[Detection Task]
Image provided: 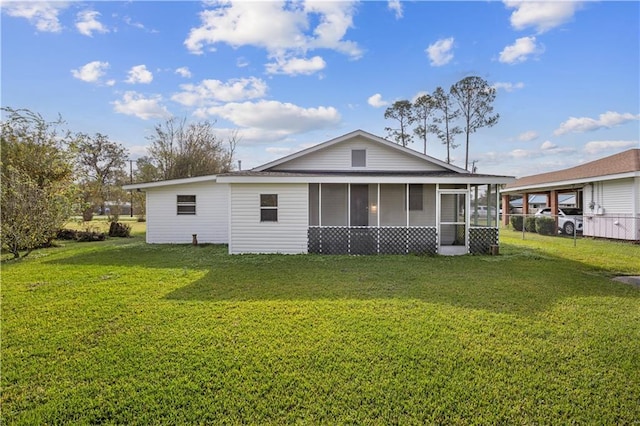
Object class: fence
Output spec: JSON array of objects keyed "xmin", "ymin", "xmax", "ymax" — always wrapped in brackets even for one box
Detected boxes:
[{"xmin": 504, "ymin": 213, "xmax": 640, "ymax": 243}]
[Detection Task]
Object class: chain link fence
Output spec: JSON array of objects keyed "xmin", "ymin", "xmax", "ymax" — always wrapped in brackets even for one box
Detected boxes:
[{"xmin": 503, "ymin": 213, "xmax": 640, "ymax": 243}]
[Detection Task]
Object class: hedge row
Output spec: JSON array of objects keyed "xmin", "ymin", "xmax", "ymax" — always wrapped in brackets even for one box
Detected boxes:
[{"xmin": 510, "ymin": 215, "xmax": 556, "ymax": 235}]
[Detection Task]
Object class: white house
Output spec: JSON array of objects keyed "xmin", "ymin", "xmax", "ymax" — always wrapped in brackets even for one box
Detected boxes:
[
  {"xmin": 501, "ymin": 148, "xmax": 640, "ymax": 241},
  {"xmin": 125, "ymin": 130, "xmax": 514, "ymax": 255}
]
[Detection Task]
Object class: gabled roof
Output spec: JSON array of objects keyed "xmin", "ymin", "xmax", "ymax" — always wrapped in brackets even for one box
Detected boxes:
[
  {"xmin": 503, "ymin": 149, "xmax": 640, "ymax": 193},
  {"xmin": 252, "ymin": 129, "xmax": 470, "ymax": 174}
]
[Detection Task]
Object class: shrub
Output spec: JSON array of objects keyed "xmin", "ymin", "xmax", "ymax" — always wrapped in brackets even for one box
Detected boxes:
[
  {"xmin": 57, "ymin": 229, "xmax": 78, "ymax": 240},
  {"xmin": 525, "ymin": 216, "xmax": 537, "ymax": 233},
  {"xmin": 76, "ymin": 230, "xmax": 106, "ymax": 242},
  {"xmin": 510, "ymin": 215, "xmax": 523, "ymax": 231},
  {"xmin": 57, "ymin": 227, "xmax": 106, "ymax": 242},
  {"xmin": 536, "ymin": 216, "xmax": 557, "ymax": 235},
  {"xmin": 109, "ymin": 222, "xmax": 131, "ymax": 238}
]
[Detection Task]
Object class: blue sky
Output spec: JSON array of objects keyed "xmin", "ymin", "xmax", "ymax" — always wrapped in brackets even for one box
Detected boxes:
[{"xmin": 2, "ymin": 0, "xmax": 639, "ymax": 177}]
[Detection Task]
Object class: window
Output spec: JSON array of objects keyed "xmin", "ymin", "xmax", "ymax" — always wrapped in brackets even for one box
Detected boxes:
[
  {"xmin": 177, "ymin": 195, "xmax": 196, "ymax": 215},
  {"xmin": 409, "ymin": 184, "xmax": 423, "ymax": 211},
  {"xmin": 352, "ymin": 149, "xmax": 366, "ymax": 167},
  {"xmin": 260, "ymin": 194, "xmax": 278, "ymax": 222}
]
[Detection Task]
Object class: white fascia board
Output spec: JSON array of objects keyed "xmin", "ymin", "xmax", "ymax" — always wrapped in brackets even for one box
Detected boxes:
[
  {"xmin": 252, "ymin": 129, "xmax": 469, "ymax": 174},
  {"xmin": 122, "ymin": 174, "xmax": 217, "ymax": 191},
  {"xmin": 501, "ymin": 171, "xmax": 639, "ymax": 194},
  {"xmin": 217, "ymin": 175, "xmax": 513, "ymax": 185}
]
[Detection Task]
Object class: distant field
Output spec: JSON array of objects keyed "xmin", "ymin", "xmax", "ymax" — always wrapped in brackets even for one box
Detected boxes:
[{"xmin": 2, "ymin": 225, "xmax": 639, "ymax": 424}]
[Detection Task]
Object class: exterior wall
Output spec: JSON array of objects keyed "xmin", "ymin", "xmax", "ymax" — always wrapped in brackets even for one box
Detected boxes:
[
  {"xmin": 230, "ymin": 183, "xmax": 308, "ymax": 254},
  {"xmin": 583, "ymin": 178, "xmax": 639, "ymax": 241},
  {"xmin": 145, "ymin": 181, "xmax": 229, "ymax": 244},
  {"xmin": 271, "ymin": 136, "xmax": 448, "ymax": 172}
]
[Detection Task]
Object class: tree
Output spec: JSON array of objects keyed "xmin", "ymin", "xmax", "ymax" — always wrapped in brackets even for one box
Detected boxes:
[
  {"xmin": 450, "ymin": 76, "xmax": 499, "ymax": 170},
  {"xmin": 431, "ymin": 87, "xmax": 462, "ymax": 164},
  {"xmin": 74, "ymin": 133, "xmax": 128, "ymax": 220},
  {"xmin": 145, "ymin": 117, "xmax": 238, "ymax": 180},
  {"xmin": 412, "ymin": 93, "xmax": 436, "ymax": 155},
  {"xmin": 1, "ymin": 107, "xmax": 76, "ymax": 258},
  {"xmin": 384, "ymin": 100, "xmax": 414, "ymax": 147}
]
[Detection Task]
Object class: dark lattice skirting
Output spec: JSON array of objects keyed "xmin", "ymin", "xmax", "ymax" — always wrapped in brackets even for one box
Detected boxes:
[
  {"xmin": 469, "ymin": 227, "xmax": 499, "ymax": 255},
  {"xmin": 308, "ymin": 226, "xmax": 437, "ymax": 255}
]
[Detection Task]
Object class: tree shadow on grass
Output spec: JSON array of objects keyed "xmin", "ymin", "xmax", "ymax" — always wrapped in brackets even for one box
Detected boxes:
[{"xmin": 47, "ymin": 242, "xmax": 640, "ymax": 316}]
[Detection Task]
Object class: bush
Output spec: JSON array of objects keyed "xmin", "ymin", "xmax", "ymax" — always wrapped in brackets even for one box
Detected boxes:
[
  {"xmin": 536, "ymin": 216, "xmax": 557, "ymax": 235},
  {"xmin": 109, "ymin": 222, "xmax": 131, "ymax": 238},
  {"xmin": 57, "ymin": 228, "xmax": 105, "ymax": 242},
  {"xmin": 76, "ymin": 230, "xmax": 106, "ymax": 242},
  {"xmin": 510, "ymin": 215, "xmax": 523, "ymax": 231},
  {"xmin": 525, "ymin": 216, "xmax": 537, "ymax": 233}
]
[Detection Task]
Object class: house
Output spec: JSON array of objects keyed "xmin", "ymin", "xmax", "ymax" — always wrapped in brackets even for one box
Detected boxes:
[
  {"xmin": 509, "ymin": 193, "xmax": 577, "ymax": 213},
  {"xmin": 501, "ymin": 149, "xmax": 640, "ymax": 241},
  {"xmin": 124, "ymin": 130, "xmax": 514, "ymax": 255}
]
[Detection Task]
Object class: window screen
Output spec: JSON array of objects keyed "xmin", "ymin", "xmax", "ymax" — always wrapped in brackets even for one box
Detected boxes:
[
  {"xmin": 177, "ymin": 195, "xmax": 196, "ymax": 215},
  {"xmin": 260, "ymin": 194, "xmax": 278, "ymax": 222},
  {"xmin": 352, "ymin": 149, "xmax": 366, "ymax": 167},
  {"xmin": 409, "ymin": 184, "xmax": 423, "ymax": 211}
]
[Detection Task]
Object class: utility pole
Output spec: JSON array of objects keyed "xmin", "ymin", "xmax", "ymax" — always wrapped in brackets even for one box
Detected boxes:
[{"xmin": 129, "ymin": 159, "xmax": 134, "ymax": 217}]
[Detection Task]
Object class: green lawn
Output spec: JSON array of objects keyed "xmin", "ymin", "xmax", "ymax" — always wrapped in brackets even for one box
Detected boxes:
[{"xmin": 2, "ymin": 227, "xmax": 639, "ymax": 424}]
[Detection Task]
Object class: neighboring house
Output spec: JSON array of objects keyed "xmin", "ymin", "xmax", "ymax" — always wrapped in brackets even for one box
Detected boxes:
[
  {"xmin": 124, "ymin": 130, "xmax": 514, "ymax": 255},
  {"xmin": 501, "ymin": 149, "xmax": 640, "ymax": 241},
  {"xmin": 509, "ymin": 193, "xmax": 577, "ymax": 213}
]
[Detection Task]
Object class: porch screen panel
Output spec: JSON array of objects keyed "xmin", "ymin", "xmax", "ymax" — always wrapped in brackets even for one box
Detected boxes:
[
  {"xmin": 321, "ymin": 183, "xmax": 348, "ymax": 226},
  {"xmin": 409, "ymin": 184, "xmax": 436, "ymax": 226},
  {"xmin": 309, "ymin": 183, "xmax": 319, "ymax": 226},
  {"xmin": 380, "ymin": 184, "xmax": 406, "ymax": 226}
]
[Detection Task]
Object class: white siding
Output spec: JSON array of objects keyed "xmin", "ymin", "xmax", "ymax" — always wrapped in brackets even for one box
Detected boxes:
[
  {"xmin": 583, "ymin": 178, "xmax": 640, "ymax": 241},
  {"xmin": 146, "ymin": 181, "xmax": 229, "ymax": 244},
  {"xmin": 230, "ymin": 183, "xmax": 308, "ymax": 254},
  {"xmin": 271, "ymin": 136, "xmax": 448, "ymax": 172},
  {"xmin": 601, "ymin": 178, "xmax": 635, "ymax": 214}
]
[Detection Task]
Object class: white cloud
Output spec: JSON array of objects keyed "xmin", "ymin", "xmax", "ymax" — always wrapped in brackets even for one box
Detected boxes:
[
  {"xmin": 584, "ymin": 140, "xmax": 639, "ymax": 155},
  {"xmin": 2, "ymin": 2, "xmax": 69, "ymax": 33},
  {"xmin": 184, "ymin": 1, "xmax": 361, "ymax": 59},
  {"xmin": 499, "ymin": 36, "xmax": 544, "ymax": 64},
  {"xmin": 388, "ymin": 0, "xmax": 403, "ymax": 19},
  {"xmin": 71, "ymin": 61, "xmax": 110, "ymax": 84},
  {"xmin": 266, "ymin": 146, "xmax": 296, "ymax": 155},
  {"xmin": 368, "ymin": 93, "xmax": 388, "ymax": 108},
  {"xmin": 540, "ymin": 140, "xmax": 557, "ymax": 150},
  {"xmin": 265, "ymin": 56, "xmax": 326, "ymax": 76},
  {"xmin": 112, "ymin": 91, "xmax": 171, "ymax": 120},
  {"xmin": 504, "ymin": 1, "xmax": 584, "ymax": 33},
  {"xmin": 197, "ymin": 100, "xmax": 341, "ymax": 135},
  {"xmin": 125, "ymin": 65, "xmax": 153, "ymax": 84},
  {"xmin": 237, "ymin": 57, "xmax": 250, "ymax": 68},
  {"xmin": 172, "ymin": 77, "xmax": 268, "ymax": 106},
  {"xmin": 517, "ymin": 130, "xmax": 539, "ymax": 142},
  {"xmin": 175, "ymin": 67, "xmax": 192, "ymax": 78},
  {"xmin": 554, "ymin": 111, "xmax": 640, "ymax": 135},
  {"xmin": 426, "ymin": 37, "xmax": 454, "ymax": 67},
  {"xmin": 76, "ymin": 10, "xmax": 109, "ymax": 37},
  {"xmin": 493, "ymin": 81, "xmax": 525, "ymax": 92}
]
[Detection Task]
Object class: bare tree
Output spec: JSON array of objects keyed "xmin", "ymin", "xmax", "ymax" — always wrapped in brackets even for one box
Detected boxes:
[
  {"xmin": 412, "ymin": 93, "xmax": 436, "ymax": 155},
  {"xmin": 384, "ymin": 100, "xmax": 414, "ymax": 147},
  {"xmin": 431, "ymin": 87, "xmax": 462, "ymax": 164},
  {"xmin": 146, "ymin": 117, "xmax": 238, "ymax": 180},
  {"xmin": 450, "ymin": 76, "xmax": 499, "ymax": 170},
  {"xmin": 75, "ymin": 133, "xmax": 128, "ymax": 219}
]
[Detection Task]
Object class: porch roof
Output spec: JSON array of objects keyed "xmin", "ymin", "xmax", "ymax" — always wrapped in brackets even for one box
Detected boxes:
[{"xmin": 216, "ymin": 170, "xmax": 514, "ymax": 185}]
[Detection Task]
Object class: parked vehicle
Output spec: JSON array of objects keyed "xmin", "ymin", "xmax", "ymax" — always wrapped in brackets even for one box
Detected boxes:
[
  {"xmin": 535, "ymin": 207, "xmax": 583, "ymax": 234},
  {"xmin": 471, "ymin": 205, "xmax": 497, "ymax": 218}
]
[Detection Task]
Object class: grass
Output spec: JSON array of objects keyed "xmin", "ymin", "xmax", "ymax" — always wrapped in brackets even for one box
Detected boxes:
[{"xmin": 2, "ymin": 226, "xmax": 639, "ymax": 424}]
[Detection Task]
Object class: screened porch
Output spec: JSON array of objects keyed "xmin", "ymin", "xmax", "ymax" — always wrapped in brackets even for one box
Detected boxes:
[{"xmin": 307, "ymin": 183, "xmax": 500, "ymax": 255}]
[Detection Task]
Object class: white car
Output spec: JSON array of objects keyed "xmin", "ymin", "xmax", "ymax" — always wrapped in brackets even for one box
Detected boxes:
[{"xmin": 535, "ymin": 207, "xmax": 583, "ymax": 235}]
